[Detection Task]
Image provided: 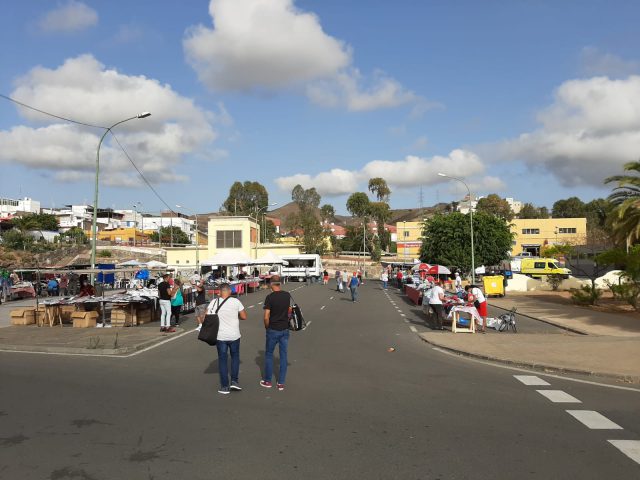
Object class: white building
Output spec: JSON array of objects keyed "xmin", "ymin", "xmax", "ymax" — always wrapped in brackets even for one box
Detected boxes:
[
  {"xmin": 144, "ymin": 212, "xmax": 195, "ymax": 243},
  {"xmin": 457, "ymin": 195, "xmax": 523, "ymax": 215},
  {"xmin": 0, "ymin": 197, "xmax": 41, "ymax": 218},
  {"xmin": 505, "ymin": 197, "xmax": 523, "ymax": 215},
  {"xmin": 43, "ymin": 205, "xmax": 123, "ymax": 232}
]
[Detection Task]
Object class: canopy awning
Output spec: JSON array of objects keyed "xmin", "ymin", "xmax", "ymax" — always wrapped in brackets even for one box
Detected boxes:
[
  {"xmin": 201, "ymin": 252, "xmax": 253, "ymax": 266},
  {"xmin": 251, "ymin": 252, "xmax": 289, "ymax": 265}
]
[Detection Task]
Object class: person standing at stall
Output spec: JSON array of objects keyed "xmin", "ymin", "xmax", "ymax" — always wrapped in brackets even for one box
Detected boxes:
[
  {"xmin": 170, "ymin": 279, "xmax": 184, "ymax": 327},
  {"xmin": 465, "ymin": 284, "xmax": 487, "ymax": 333},
  {"xmin": 158, "ymin": 274, "xmax": 174, "ymax": 333},
  {"xmin": 428, "ymin": 279, "xmax": 446, "ymax": 330},
  {"xmin": 194, "ymin": 280, "xmax": 207, "ymax": 332},
  {"xmin": 396, "ymin": 269, "xmax": 403, "ymax": 289},
  {"xmin": 380, "ymin": 270, "xmax": 388, "ymax": 289}
]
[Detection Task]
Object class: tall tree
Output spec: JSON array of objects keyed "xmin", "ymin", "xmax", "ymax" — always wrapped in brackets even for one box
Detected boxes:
[
  {"xmin": 518, "ymin": 203, "xmax": 548, "ymax": 219},
  {"xmin": 369, "ymin": 201, "xmax": 391, "ymax": 250},
  {"xmin": 420, "ymin": 212, "xmax": 513, "ymax": 272},
  {"xmin": 368, "ymin": 177, "xmax": 391, "ymax": 201},
  {"xmin": 289, "ymin": 184, "xmax": 325, "ymax": 254},
  {"xmin": 605, "ymin": 161, "xmax": 640, "ymax": 246},
  {"xmin": 346, "ymin": 192, "xmax": 371, "ymax": 219},
  {"xmin": 551, "ymin": 197, "xmax": 586, "ymax": 218},
  {"xmin": 319, "ymin": 204, "xmax": 335, "ymax": 223},
  {"xmin": 476, "ymin": 194, "xmax": 514, "ymax": 220},
  {"xmin": 221, "ymin": 181, "xmax": 269, "ymax": 216},
  {"xmin": 11, "ymin": 213, "xmax": 59, "ymax": 232}
]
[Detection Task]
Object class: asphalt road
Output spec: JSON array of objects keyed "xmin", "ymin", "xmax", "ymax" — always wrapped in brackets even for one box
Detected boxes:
[{"xmin": 1, "ymin": 281, "xmax": 639, "ymax": 479}]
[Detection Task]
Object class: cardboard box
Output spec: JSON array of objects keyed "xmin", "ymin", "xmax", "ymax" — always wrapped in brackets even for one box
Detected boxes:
[
  {"xmin": 60, "ymin": 305, "xmax": 76, "ymax": 324},
  {"xmin": 71, "ymin": 311, "xmax": 98, "ymax": 328},
  {"xmin": 10, "ymin": 308, "xmax": 36, "ymax": 326}
]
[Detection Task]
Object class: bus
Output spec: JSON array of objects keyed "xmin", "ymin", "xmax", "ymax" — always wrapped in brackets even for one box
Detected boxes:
[{"xmin": 279, "ymin": 254, "xmax": 323, "ymax": 282}]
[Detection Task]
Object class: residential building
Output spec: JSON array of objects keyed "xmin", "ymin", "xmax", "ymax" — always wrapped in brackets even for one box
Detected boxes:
[
  {"xmin": 144, "ymin": 211, "xmax": 195, "ymax": 243},
  {"xmin": 396, "ymin": 221, "xmax": 423, "ymax": 260},
  {"xmin": 97, "ymin": 227, "xmax": 148, "ymax": 245},
  {"xmin": 510, "ymin": 218, "xmax": 587, "ymax": 257},
  {"xmin": 458, "ymin": 195, "xmax": 523, "ymax": 215},
  {"xmin": 0, "ymin": 197, "xmax": 41, "ymax": 218},
  {"xmin": 505, "ymin": 197, "xmax": 523, "ymax": 215}
]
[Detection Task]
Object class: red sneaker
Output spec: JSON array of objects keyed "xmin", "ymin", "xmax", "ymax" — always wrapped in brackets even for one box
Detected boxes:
[
  {"xmin": 166, "ymin": 327, "xmax": 176, "ymax": 333},
  {"xmin": 277, "ymin": 384, "xmax": 285, "ymax": 391},
  {"xmin": 259, "ymin": 380, "xmax": 272, "ymax": 388}
]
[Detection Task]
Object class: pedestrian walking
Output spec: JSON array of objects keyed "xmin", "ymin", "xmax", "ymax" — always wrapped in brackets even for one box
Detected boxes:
[
  {"xmin": 158, "ymin": 274, "xmax": 175, "ymax": 333},
  {"xmin": 305, "ymin": 267, "xmax": 310, "ymax": 285},
  {"xmin": 380, "ymin": 271, "xmax": 388, "ymax": 289},
  {"xmin": 341, "ymin": 270, "xmax": 348, "ymax": 293},
  {"xmin": 322, "ymin": 269, "xmax": 329, "ymax": 285},
  {"xmin": 349, "ymin": 272, "xmax": 360, "ymax": 302},
  {"xmin": 428, "ymin": 279, "xmax": 446, "ymax": 330},
  {"xmin": 170, "ymin": 279, "xmax": 184, "ymax": 326},
  {"xmin": 261, "ymin": 275, "xmax": 291, "ymax": 391},
  {"xmin": 396, "ymin": 270, "xmax": 403, "ymax": 289},
  {"xmin": 335, "ymin": 270, "xmax": 341, "ymax": 291},
  {"xmin": 194, "ymin": 280, "xmax": 207, "ymax": 332},
  {"xmin": 210, "ymin": 283, "xmax": 247, "ymax": 395}
]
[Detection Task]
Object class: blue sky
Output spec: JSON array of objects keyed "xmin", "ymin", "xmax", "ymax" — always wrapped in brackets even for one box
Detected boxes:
[{"xmin": 1, "ymin": 0, "xmax": 639, "ymax": 215}]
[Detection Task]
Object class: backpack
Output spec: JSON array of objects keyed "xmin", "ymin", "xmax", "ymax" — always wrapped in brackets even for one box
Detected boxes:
[
  {"xmin": 197, "ymin": 297, "xmax": 230, "ymax": 346},
  {"xmin": 288, "ymin": 299, "xmax": 306, "ymax": 331}
]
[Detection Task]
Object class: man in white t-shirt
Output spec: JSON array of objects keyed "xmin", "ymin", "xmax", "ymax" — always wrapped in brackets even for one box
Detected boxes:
[
  {"xmin": 454, "ymin": 272, "xmax": 462, "ymax": 288},
  {"xmin": 428, "ymin": 279, "xmax": 446, "ymax": 330},
  {"xmin": 208, "ymin": 283, "xmax": 247, "ymax": 394}
]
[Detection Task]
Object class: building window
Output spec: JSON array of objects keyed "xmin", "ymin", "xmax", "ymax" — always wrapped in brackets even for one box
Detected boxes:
[
  {"xmin": 522, "ymin": 228, "xmax": 540, "ymax": 235},
  {"xmin": 403, "ymin": 231, "xmax": 410, "ymax": 238},
  {"xmin": 216, "ymin": 230, "xmax": 243, "ymax": 248},
  {"xmin": 558, "ymin": 227, "xmax": 576, "ymax": 234},
  {"xmin": 176, "ymin": 260, "xmax": 180, "ymax": 264},
  {"xmin": 186, "ymin": 260, "xmax": 190, "ymax": 264}
]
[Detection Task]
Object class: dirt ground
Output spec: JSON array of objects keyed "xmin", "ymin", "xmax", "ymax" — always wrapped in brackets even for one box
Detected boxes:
[{"xmin": 506, "ymin": 289, "xmax": 640, "ymax": 316}]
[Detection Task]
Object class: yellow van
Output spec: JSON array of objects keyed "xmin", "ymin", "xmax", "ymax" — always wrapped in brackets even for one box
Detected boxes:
[{"xmin": 521, "ymin": 258, "xmax": 571, "ymax": 278}]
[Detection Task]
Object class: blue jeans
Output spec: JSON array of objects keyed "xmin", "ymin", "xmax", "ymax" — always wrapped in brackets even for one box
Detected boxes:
[
  {"xmin": 216, "ymin": 338, "xmax": 240, "ymax": 388},
  {"xmin": 264, "ymin": 328, "xmax": 289, "ymax": 384},
  {"xmin": 350, "ymin": 286, "xmax": 358, "ymax": 301},
  {"xmin": 382, "ymin": 280, "xmax": 388, "ymax": 289}
]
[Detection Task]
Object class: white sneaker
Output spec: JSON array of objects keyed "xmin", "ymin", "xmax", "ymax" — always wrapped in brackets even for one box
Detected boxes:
[{"xmin": 196, "ymin": 325, "xmax": 202, "ymax": 332}]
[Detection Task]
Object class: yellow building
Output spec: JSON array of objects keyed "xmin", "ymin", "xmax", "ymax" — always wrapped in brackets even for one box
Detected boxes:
[
  {"xmin": 510, "ymin": 218, "xmax": 587, "ymax": 257},
  {"xmin": 96, "ymin": 227, "xmax": 148, "ymax": 244},
  {"xmin": 166, "ymin": 216, "xmax": 303, "ymax": 269},
  {"xmin": 396, "ymin": 221, "xmax": 423, "ymax": 260}
]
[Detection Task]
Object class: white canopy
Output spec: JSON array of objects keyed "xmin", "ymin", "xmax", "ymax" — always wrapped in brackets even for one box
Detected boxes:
[
  {"xmin": 143, "ymin": 260, "xmax": 168, "ymax": 269},
  {"xmin": 252, "ymin": 252, "xmax": 289, "ymax": 265},
  {"xmin": 201, "ymin": 252, "xmax": 252, "ymax": 267},
  {"xmin": 118, "ymin": 259, "xmax": 143, "ymax": 267}
]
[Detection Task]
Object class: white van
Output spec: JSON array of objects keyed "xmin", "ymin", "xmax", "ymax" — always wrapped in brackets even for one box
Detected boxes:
[{"xmin": 280, "ymin": 254, "xmax": 323, "ymax": 282}]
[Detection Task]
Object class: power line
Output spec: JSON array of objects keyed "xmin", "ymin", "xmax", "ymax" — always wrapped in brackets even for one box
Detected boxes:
[
  {"xmin": 0, "ymin": 92, "xmax": 177, "ymax": 215},
  {"xmin": 0, "ymin": 93, "xmax": 104, "ymax": 129}
]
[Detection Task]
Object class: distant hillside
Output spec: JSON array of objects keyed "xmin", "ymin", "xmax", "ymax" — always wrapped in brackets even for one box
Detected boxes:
[{"xmin": 266, "ymin": 202, "xmax": 450, "ymax": 227}]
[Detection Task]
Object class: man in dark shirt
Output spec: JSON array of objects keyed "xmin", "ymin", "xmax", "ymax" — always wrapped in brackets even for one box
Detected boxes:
[
  {"xmin": 157, "ymin": 274, "xmax": 174, "ymax": 333},
  {"xmin": 260, "ymin": 275, "xmax": 292, "ymax": 391},
  {"xmin": 194, "ymin": 280, "xmax": 207, "ymax": 331}
]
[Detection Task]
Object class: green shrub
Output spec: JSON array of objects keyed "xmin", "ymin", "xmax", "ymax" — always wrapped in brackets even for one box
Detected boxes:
[
  {"xmin": 97, "ymin": 249, "xmax": 112, "ymax": 258},
  {"xmin": 570, "ymin": 285, "xmax": 602, "ymax": 305},
  {"xmin": 609, "ymin": 282, "xmax": 640, "ymax": 311},
  {"xmin": 547, "ymin": 274, "xmax": 564, "ymax": 291}
]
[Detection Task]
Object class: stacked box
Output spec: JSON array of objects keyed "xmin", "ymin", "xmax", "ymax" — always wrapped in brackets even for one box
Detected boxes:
[
  {"xmin": 72, "ymin": 311, "xmax": 98, "ymax": 328},
  {"xmin": 136, "ymin": 307, "xmax": 152, "ymax": 324},
  {"xmin": 110, "ymin": 306, "xmax": 135, "ymax": 326},
  {"xmin": 35, "ymin": 306, "xmax": 46, "ymax": 326},
  {"xmin": 60, "ymin": 305, "xmax": 76, "ymax": 324},
  {"xmin": 10, "ymin": 308, "xmax": 36, "ymax": 326}
]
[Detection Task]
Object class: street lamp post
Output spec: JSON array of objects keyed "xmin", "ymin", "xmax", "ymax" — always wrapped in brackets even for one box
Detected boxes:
[
  {"xmin": 176, "ymin": 204, "xmax": 200, "ymax": 273},
  {"xmin": 254, "ymin": 203, "xmax": 278, "ymax": 259},
  {"xmin": 438, "ymin": 173, "xmax": 475, "ymax": 285},
  {"xmin": 90, "ymin": 112, "xmax": 151, "ymax": 280},
  {"xmin": 403, "ymin": 221, "xmax": 407, "ymax": 261}
]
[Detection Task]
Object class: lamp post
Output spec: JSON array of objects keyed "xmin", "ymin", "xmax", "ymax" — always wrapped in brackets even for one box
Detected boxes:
[
  {"xmin": 438, "ymin": 173, "xmax": 475, "ymax": 284},
  {"xmin": 90, "ymin": 112, "xmax": 151, "ymax": 280},
  {"xmin": 132, "ymin": 202, "xmax": 141, "ymax": 247},
  {"xmin": 402, "ymin": 221, "xmax": 407, "ymax": 261},
  {"xmin": 254, "ymin": 203, "xmax": 277, "ymax": 258}
]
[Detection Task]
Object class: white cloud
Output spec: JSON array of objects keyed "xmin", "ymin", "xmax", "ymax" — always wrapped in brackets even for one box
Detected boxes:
[
  {"xmin": 275, "ymin": 149, "xmax": 486, "ymax": 197},
  {"xmin": 493, "ymin": 75, "xmax": 640, "ymax": 186},
  {"xmin": 0, "ymin": 55, "xmax": 216, "ymax": 187},
  {"xmin": 39, "ymin": 1, "xmax": 98, "ymax": 33},
  {"xmin": 184, "ymin": 0, "xmax": 423, "ymax": 112},
  {"xmin": 580, "ymin": 47, "xmax": 640, "ymax": 77}
]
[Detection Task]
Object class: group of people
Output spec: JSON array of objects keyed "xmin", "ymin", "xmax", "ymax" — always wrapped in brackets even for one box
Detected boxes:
[
  {"xmin": 333, "ymin": 269, "xmax": 362, "ymax": 302},
  {"xmin": 425, "ymin": 277, "xmax": 488, "ymax": 332},
  {"xmin": 192, "ymin": 275, "xmax": 293, "ymax": 395},
  {"xmin": 157, "ymin": 274, "xmax": 186, "ymax": 333}
]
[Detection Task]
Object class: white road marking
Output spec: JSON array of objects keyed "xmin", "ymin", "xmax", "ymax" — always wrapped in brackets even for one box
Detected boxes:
[
  {"xmin": 566, "ymin": 410, "xmax": 623, "ymax": 430},
  {"xmin": 400, "ymin": 314, "xmax": 406, "ymax": 317},
  {"xmin": 514, "ymin": 375, "xmax": 550, "ymax": 386},
  {"xmin": 330, "ymin": 296, "xmax": 334, "ymax": 300},
  {"xmin": 248, "ymin": 305, "xmax": 255, "ymax": 309},
  {"xmin": 410, "ymin": 326, "xmax": 417, "ymax": 333},
  {"xmin": 258, "ymin": 302, "xmax": 263, "ymax": 305},
  {"xmin": 430, "ymin": 347, "xmax": 640, "ymax": 393},
  {"xmin": 320, "ymin": 305, "xmax": 325, "ymax": 310},
  {"xmin": 608, "ymin": 440, "xmax": 640, "ymax": 465},
  {"xmin": 536, "ymin": 390, "xmax": 582, "ymax": 403}
]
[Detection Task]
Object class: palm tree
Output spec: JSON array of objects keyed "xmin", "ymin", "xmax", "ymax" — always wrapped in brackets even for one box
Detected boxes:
[{"xmin": 605, "ymin": 161, "xmax": 640, "ymax": 247}]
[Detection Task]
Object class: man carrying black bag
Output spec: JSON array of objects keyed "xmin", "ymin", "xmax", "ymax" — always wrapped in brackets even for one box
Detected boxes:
[
  {"xmin": 205, "ymin": 283, "xmax": 247, "ymax": 395},
  {"xmin": 260, "ymin": 275, "xmax": 292, "ymax": 392}
]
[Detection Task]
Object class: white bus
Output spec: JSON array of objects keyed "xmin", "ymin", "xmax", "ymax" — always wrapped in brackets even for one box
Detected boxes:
[{"xmin": 280, "ymin": 254, "xmax": 323, "ymax": 282}]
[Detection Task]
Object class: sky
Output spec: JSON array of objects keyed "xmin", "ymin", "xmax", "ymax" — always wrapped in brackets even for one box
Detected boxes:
[{"xmin": 1, "ymin": 0, "xmax": 639, "ymax": 215}]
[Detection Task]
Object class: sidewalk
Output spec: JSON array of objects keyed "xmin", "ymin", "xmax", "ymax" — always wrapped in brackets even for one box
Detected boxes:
[{"xmin": 419, "ymin": 293, "xmax": 640, "ymax": 383}]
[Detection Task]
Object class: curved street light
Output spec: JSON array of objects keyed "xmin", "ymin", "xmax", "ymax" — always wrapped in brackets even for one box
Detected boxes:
[
  {"xmin": 90, "ymin": 112, "xmax": 151, "ymax": 278},
  {"xmin": 254, "ymin": 203, "xmax": 278, "ymax": 258},
  {"xmin": 438, "ymin": 173, "xmax": 475, "ymax": 285},
  {"xmin": 176, "ymin": 204, "xmax": 201, "ymax": 273}
]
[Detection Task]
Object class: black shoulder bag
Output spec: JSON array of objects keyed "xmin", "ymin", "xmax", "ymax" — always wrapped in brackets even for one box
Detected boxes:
[
  {"xmin": 198, "ymin": 297, "xmax": 230, "ymax": 346},
  {"xmin": 288, "ymin": 295, "xmax": 306, "ymax": 331}
]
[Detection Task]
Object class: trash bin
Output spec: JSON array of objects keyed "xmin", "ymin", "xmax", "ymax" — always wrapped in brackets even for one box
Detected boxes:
[{"xmin": 482, "ymin": 275, "xmax": 505, "ymax": 297}]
